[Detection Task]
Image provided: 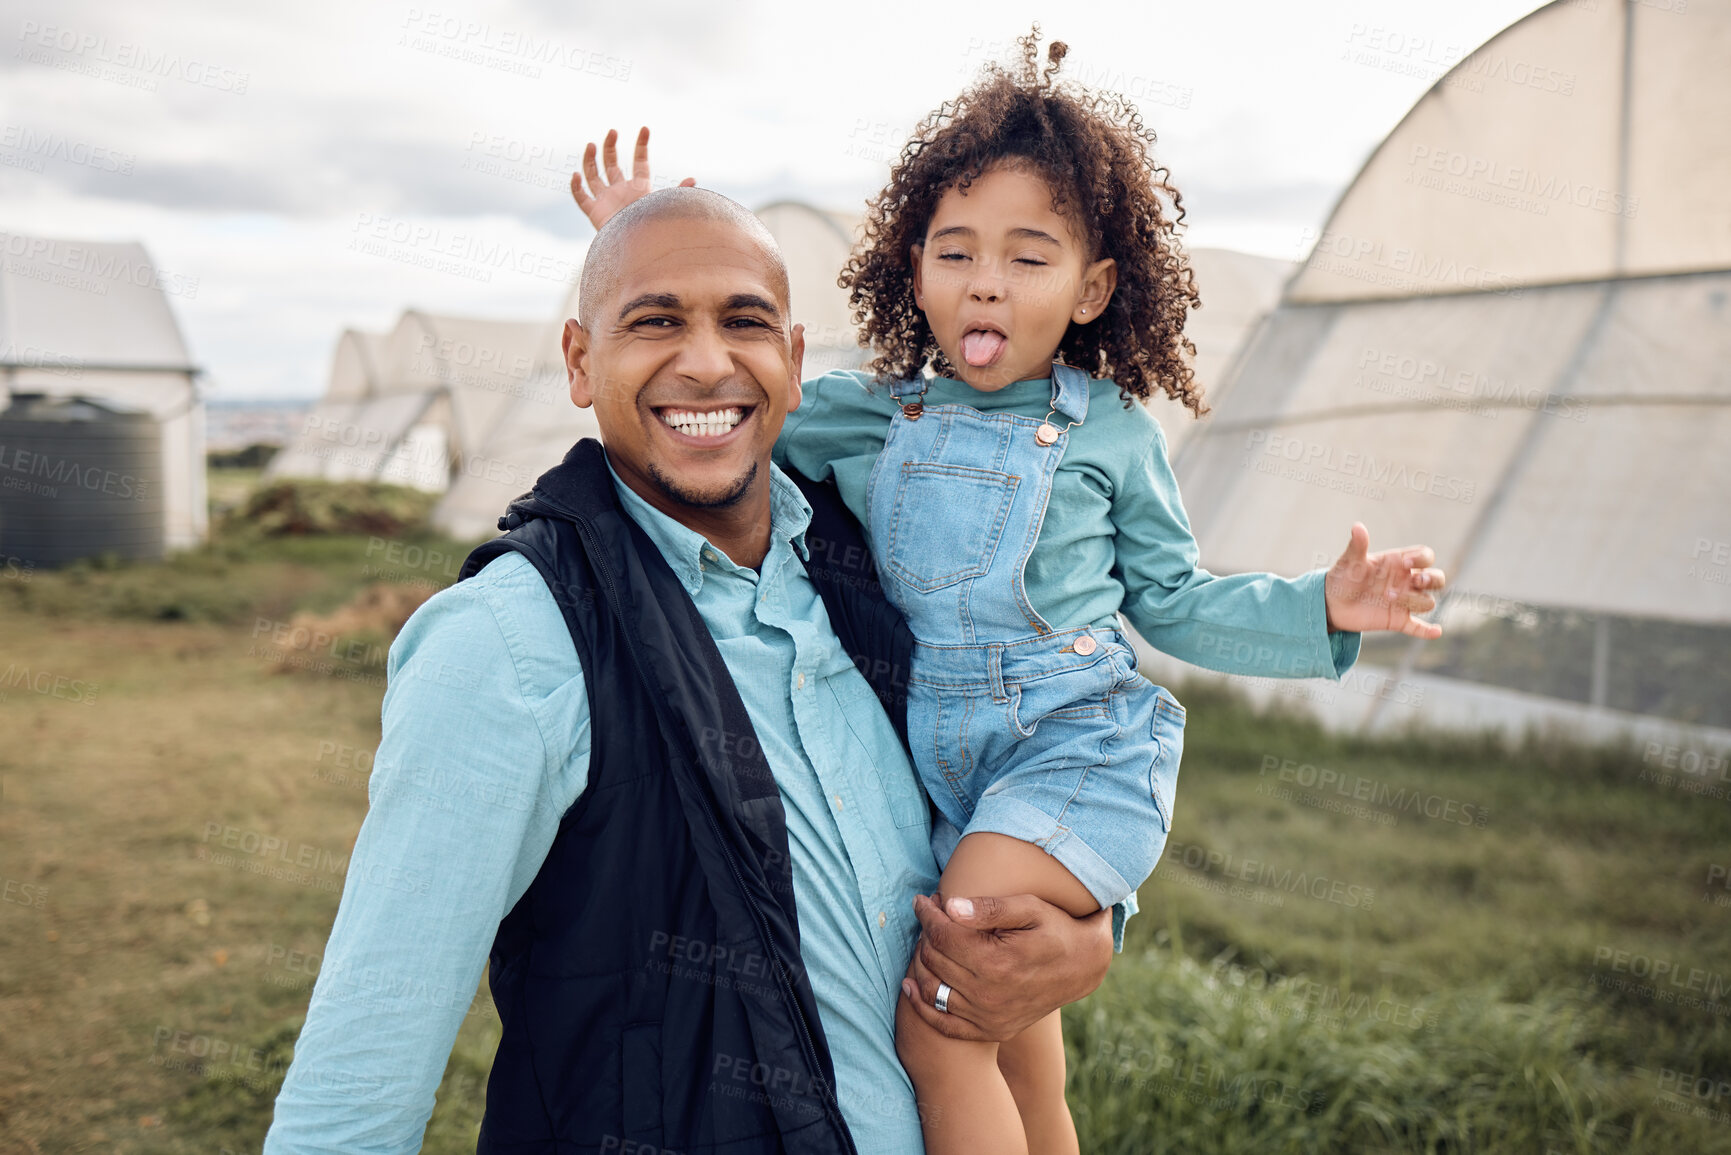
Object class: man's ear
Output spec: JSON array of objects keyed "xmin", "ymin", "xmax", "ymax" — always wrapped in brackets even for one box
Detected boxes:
[
  {"xmin": 911, "ymin": 243, "xmax": 925, "ymax": 309},
  {"xmin": 788, "ymin": 322, "xmax": 806, "ymax": 412},
  {"xmin": 564, "ymin": 318, "xmax": 595, "ymax": 408},
  {"xmin": 1072, "ymin": 257, "xmax": 1117, "ymax": 325}
]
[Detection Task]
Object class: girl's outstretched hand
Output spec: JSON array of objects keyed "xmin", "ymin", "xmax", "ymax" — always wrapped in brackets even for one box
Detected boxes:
[
  {"xmin": 1324, "ymin": 523, "xmax": 1447, "ymax": 639},
  {"xmin": 570, "ymin": 126, "xmax": 695, "ymax": 232}
]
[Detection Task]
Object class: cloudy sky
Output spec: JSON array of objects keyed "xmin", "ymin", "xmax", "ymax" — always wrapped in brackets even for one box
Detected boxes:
[{"xmin": 1, "ymin": 0, "xmax": 1549, "ymax": 401}]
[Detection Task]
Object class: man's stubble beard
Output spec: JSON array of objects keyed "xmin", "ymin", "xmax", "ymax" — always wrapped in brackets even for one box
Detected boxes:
[{"xmin": 646, "ymin": 459, "xmax": 759, "ymax": 510}]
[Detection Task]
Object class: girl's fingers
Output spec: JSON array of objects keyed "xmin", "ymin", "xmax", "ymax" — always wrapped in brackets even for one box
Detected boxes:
[
  {"xmin": 1395, "ymin": 591, "xmax": 1437, "ymax": 615},
  {"xmin": 1402, "ymin": 615, "xmax": 1443, "ymax": 640},
  {"xmin": 581, "ymin": 141, "xmax": 604, "ymax": 196},
  {"xmin": 602, "ymin": 127, "xmax": 625, "ymax": 184},
  {"xmin": 569, "ymin": 170, "xmax": 590, "ymax": 209},
  {"xmin": 632, "ymin": 126, "xmax": 651, "ymax": 179}
]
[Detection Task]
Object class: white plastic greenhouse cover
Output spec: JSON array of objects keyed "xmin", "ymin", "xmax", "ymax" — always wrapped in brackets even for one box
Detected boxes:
[
  {"xmin": 1169, "ymin": 0, "xmax": 1731, "ymax": 627},
  {"xmin": 0, "ymin": 234, "xmax": 207, "ymax": 551},
  {"xmin": 1287, "ymin": 0, "xmax": 1731, "ymax": 302},
  {"xmin": 269, "ymin": 309, "xmax": 569, "ymax": 508},
  {"xmin": 754, "ymin": 201, "xmax": 869, "ymax": 378},
  {"xmin": 430, "ymin": 286, "xmax": 593, "ymax": 540},
  {"xmin": 1146, "ymin": 247, "xmax": 1293, "ymax": 457}
]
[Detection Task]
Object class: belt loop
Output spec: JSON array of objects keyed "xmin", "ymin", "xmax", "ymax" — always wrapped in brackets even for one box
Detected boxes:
[{"xmin": 987, "ymin": 644, "xmax": 1007, "ymax": 702}]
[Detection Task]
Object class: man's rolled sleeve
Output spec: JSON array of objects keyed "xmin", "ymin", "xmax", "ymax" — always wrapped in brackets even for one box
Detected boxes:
[{"xmin": 265, "ymin": 556, "xmax": 589, "ymax": 1153}]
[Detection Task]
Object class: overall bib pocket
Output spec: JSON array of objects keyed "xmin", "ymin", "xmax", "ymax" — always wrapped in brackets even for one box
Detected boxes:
[{"xmin": 884, "ymin": 463, "xmax": 1018, "ymax": 593}]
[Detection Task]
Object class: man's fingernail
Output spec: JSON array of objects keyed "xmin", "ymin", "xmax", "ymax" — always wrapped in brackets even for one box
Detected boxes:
[
  {"xmin": 948, "ymin": 897, "xmax": 974, "ymax": 919},
  {"xmin": 902, "ymin": 980, "xmax": 915, "ymax": 1000}
]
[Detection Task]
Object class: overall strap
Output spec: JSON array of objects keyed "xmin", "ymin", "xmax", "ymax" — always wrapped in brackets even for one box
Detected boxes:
[
  {"xmin": 888, "ymin": 373, "xmax": 927, "ymax": 401},
  {"xmin": 1050, "ymin": 361, "xmax": 1092, "ymax": 426}
]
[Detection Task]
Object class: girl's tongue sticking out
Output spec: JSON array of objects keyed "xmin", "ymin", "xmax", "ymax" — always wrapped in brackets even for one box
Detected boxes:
[{"xmin": 961, "ymin": 329, "xmax": 1007, "ymax": 367}]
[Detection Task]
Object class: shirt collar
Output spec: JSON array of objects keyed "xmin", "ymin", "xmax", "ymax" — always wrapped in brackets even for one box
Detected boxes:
[{"xmin": 605, "ymin": 454, "xmax": 812, "ymax": 596}]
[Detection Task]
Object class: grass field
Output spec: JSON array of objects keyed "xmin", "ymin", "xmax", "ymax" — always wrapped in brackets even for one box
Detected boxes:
[{"xmin": 2, "ymin": 474, "xmax": 1728, "ymax": 1153}]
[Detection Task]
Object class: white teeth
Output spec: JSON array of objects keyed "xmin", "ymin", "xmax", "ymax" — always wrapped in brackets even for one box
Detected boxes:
[{"xmin": 659, "ymin": 407, "xmax": 745, "ymax": 438}]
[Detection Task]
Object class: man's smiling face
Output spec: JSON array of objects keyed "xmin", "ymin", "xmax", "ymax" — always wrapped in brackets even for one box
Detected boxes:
[{"xmin": 565, "ymin": 212, "xmax": 803, "ymax": 523}]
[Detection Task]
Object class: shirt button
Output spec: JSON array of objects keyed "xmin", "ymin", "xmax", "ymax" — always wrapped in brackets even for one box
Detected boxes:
[
  {"xmin": 832, "ymin": 794, "xmax": 843, "ymax": 811},
  {"xmin": 796, "ymin": 673, "xmax": 806, "ymax": 689},
  {"xmin": 878, "ymin": 911, "xmax": 887, "ymax": 928}
]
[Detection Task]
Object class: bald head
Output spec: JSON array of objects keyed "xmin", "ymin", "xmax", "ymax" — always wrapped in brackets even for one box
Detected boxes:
[{"xmin": 578, "ymin": 187, "xmax": 790, "ymax": 327}]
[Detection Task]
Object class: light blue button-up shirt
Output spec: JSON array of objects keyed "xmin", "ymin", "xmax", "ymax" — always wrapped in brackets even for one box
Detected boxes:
[{"xmin": 265, "ymin": 460, "xmax": 940, "ymax": 1154}]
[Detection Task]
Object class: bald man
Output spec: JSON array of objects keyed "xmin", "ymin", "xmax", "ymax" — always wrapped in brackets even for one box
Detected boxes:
[{"xmin": 264, "ymin": 189, "xmax": 1113, "ymax": 1155}]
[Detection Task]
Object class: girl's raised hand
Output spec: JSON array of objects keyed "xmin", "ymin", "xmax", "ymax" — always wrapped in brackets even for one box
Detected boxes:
[
  {"xmin": 570, "ymin": 127, "xmax": 695, "ymax": 232},
  {"xmin": 1324, "ymin": 523, "xmax": 1448, "ymax": 639}
]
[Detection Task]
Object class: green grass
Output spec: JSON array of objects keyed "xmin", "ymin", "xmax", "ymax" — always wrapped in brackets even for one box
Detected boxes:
[
  {"xmin": 2, "ymin": 471, "xmax": 1728, "ymax": 1152},
  {"xmin": 1076, "ymin": 682, "xmax": 1731, "ymax": 1152}
]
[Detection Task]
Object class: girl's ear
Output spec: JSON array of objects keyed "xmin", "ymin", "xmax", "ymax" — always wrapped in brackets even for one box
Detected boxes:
[
  {"xmin": 1073, "ymin": 257, "xmax": 1117, "ymax": 326},
  {"xmin": 911, "ymin": 243, "xmax": 925, "ymax": 309}
]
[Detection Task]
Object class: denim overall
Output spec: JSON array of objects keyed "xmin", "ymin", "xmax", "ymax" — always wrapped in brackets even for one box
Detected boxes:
[{"xmin": 865, "ymin": 363, "xmax": 1186, "ymax": 911}]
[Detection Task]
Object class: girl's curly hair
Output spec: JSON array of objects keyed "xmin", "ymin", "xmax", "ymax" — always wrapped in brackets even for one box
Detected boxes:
[{"xmin": 842, "ymin": 27, "xmax": 1206, "ymax": 414}]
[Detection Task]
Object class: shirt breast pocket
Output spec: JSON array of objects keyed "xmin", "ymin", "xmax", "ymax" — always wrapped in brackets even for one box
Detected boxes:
[
  {"xmin": 885, "ymin": 463, "xmax": 1018, "ymax": 593},
  {"xmin": 828, "ymin": 674, "xmax": 929, "ymax": 829}
]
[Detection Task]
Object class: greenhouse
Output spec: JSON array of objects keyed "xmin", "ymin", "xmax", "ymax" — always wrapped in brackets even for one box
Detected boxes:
[{"xmin": 1136, "ymin": 0, "xmax": 1731, "ymax": 750}]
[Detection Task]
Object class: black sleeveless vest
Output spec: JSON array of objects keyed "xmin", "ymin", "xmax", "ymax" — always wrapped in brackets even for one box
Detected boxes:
[{"xmin": 457, "ymin": 439, "xmax": 912, "ymax": 1154}]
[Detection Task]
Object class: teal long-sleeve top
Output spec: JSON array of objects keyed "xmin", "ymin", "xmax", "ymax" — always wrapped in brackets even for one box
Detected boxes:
[{"xmin": 775, "ymin": 369, "xmax": 1361, "ymax": 681}]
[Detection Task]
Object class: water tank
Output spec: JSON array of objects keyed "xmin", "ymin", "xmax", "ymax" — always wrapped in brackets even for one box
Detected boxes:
[{"xmin": 0, "ymin": 395, "xmax": 165, "ymax": 566}]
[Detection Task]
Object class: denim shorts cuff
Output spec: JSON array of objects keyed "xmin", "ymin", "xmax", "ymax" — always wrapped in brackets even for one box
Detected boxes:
[{"xmin": 961, "ymin": 794, "xmax": 1134, "ymax": 911}]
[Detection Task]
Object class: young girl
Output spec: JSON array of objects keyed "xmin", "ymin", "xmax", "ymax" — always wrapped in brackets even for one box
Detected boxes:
[{"xmin": 573, "ymin": 30, "xmax": 1445, "ymax": 1155}]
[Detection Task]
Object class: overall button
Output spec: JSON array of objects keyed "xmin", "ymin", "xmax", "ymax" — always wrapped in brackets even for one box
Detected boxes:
[{"xmin": 1073, "ymin": 634, "xmax": 1098, "ymax": 656}]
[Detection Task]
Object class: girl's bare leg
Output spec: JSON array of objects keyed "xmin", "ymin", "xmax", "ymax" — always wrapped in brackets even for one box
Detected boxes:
[
  {"xmin": 997, "ymin": 1008, "xmax": 1078, "ymax": 1155},
  {"xmin": 896, "ymin": 832, "xmax": 1096, "ymax": 1155}
]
